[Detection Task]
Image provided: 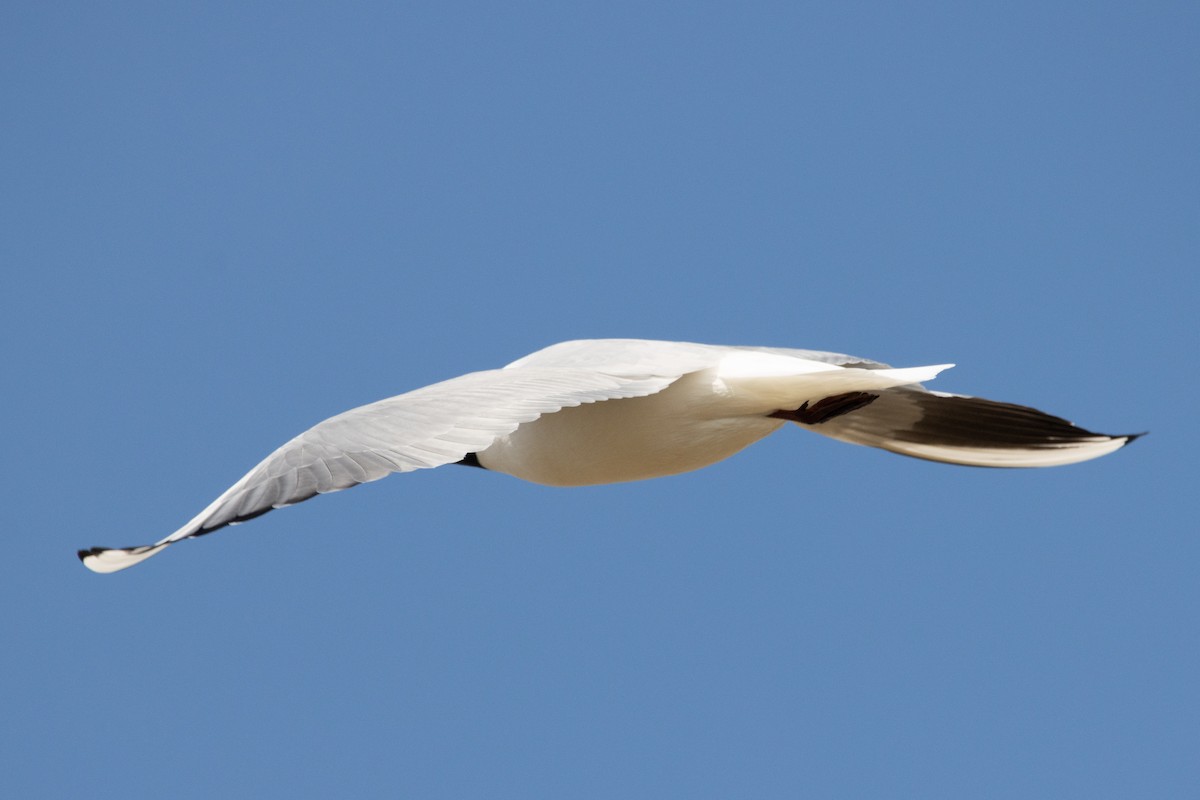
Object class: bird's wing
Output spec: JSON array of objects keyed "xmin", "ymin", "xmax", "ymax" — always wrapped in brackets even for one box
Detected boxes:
[
  {"xmin": 79, "ymin": 368, "xmax": 679, "ymax": 573},
  {"xmin": 506, "ymin": 338, "xmax": 887, "ymax": 374},
  {"xmin": 794, "ymin": 385, "xmax": 1140, "ymax": 467},
  {"xmin": 740, "ymin": 344, "xmax": 890, "ymax": 369}
]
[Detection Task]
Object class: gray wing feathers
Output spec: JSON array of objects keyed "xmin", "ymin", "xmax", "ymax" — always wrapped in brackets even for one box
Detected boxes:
[
  {"xmin": 79, "ymin": 368, "xmax": 678, "ymax": 571},
  {"xmin": 188, "ymin": 368, "xmax": 677, "ymax": 537}
]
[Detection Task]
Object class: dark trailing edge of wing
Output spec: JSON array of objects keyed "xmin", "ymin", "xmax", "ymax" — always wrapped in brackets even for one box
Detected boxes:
[
  {"xmin": 76, "ymin": 487, "xmax": 329, "ymax": 561},
  {"xmin": 77, "ymin": 453, "xmax": 501, "ymax": 563},
  {"xmin": 187, "ymin": 487, "xmax": 325, "ymax": 539}
]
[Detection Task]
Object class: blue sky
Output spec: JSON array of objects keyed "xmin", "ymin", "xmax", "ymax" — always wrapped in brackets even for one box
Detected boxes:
[{"xmin": 2, "ymin": 2, "xmax": 1196, "ymax": 797}]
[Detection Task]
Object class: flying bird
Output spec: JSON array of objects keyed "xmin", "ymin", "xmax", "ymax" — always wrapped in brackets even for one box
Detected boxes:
[{"xmin": 79, "ymin": 339, "xmax": 1140, "ymax": 573}]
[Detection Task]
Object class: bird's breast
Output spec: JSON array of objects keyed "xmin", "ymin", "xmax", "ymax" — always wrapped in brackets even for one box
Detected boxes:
[{"xmin": 475, "ymin": 371, "xmax": 785, "ymax": 486}]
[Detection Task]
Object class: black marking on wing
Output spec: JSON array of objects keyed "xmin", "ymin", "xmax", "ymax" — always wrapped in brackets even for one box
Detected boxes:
[
  {"xmin": 897, "ymin": 395, "xmax": 1112, "ymax": 447},
  {"xmin": 455, "ymin": 452, "xmax": 487, "ymax": 469},
  {"xmin": 187, "ymin": 488, "xmax": 322, "ymax": 539},
  {"xmin": 770, "ymin": 392, "xmax": 880, "ymax": 425}
]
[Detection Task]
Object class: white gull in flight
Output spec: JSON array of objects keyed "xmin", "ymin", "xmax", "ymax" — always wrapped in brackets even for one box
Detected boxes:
[{"xmin": 79, "ymin": 339, "xmax": 1140, "ymax": 573}]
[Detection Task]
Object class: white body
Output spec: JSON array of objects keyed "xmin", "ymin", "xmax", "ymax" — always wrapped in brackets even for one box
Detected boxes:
[{"xmin": 479, "ymin": 354, "xmax": 947, "ymax": 485}]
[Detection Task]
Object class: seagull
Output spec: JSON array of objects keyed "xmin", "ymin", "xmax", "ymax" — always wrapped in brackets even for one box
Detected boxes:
[{"xmin": 79, "ymin": 339, "xmax": 1140, "ymax": 573}]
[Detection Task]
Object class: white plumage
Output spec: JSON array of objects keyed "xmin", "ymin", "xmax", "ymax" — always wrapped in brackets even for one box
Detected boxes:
[{"xmin": 79, "ymin": 339, "xmax": 1139, "ymax": 573}]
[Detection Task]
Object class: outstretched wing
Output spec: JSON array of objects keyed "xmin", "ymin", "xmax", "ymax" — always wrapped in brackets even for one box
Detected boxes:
[
  {"xmin": 506, "ymin": 338, "xmax": 888, "ymax": 374},
  {"xmin": 796, "ymin": 385, "xmax": 1141, "ymax": 467},
  {"xmin": 79, "ymin": 368, "xmax": 678, "ymax": 573}
]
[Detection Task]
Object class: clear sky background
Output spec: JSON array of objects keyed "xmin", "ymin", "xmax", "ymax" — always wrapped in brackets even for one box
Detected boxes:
[{"xmin": 2, "ymin": 2, "xmax": 1195, "ymax": 798}]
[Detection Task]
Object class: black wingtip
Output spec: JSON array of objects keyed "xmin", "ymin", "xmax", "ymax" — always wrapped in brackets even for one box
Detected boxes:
[
  {"xmin": 1122, "ymin": 432, "xmax": 1148, "ymax": 446},
  {"xmin": 77, "ymin": 547, "xmax": 104, "ymax": 562}
]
